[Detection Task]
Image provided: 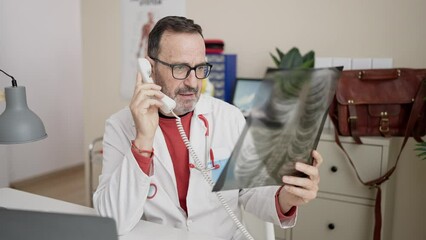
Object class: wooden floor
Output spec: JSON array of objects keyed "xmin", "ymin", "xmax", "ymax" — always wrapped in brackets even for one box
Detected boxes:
[{"xmin": 11, "ymin": 164, "xmax": 87, "ymax": 207}]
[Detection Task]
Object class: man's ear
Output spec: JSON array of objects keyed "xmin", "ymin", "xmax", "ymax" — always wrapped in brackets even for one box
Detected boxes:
[
  {"xmin": 145, "ymin": 56, "xmax": 154, "ymax": 65},
  {"xmin": 145, "ymin": 56, "xmax": 156, "ymax": 81}
]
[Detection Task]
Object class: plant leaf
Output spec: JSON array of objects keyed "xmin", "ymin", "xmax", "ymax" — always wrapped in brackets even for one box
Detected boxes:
[
  {"xmin": 299, "ymin": 58, "xmax": 315, "ymax": 69},
  {"xmin": 416, "ymin": 151, "xmax": 426, "ymax": 156},
  {"xmin": 301, "ymin": 51, "xmax": 315, "ymax": 68},
  {"xmin": 280, "ymin": 47, "xmax": 302, "ymax": 69},
  {"xmin": 276, "ymin": 48, "xmax": 285, "ymax": 61},
  {"xmin": 270, "ymin": 53, "xmax": 280, "ymax": 67},
  {"xmin": 302, "ymin": 50, "xmax": 315, "ymax": 62},
  {"xmin": 415, "ymin": 142, "xmax": 426, "ymax": 160}
]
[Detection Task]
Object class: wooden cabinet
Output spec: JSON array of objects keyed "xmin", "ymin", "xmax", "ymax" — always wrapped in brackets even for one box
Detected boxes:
[
  {"xmin": 291, "ymin": 198, "xmax": 374, "ymax": 240},
  {"xmin": 275, "ymin": 130, "xmax": 397, "ymax": 240}
]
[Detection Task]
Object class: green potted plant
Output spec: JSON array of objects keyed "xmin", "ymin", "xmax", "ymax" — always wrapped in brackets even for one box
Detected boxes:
[{"xmin": 270, "ymin": 47, "xmax": 315, "ymax": 69}]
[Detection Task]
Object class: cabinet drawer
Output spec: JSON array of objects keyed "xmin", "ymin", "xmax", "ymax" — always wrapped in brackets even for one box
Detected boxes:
[
  {"xmin": 317, "ymin": 141, "xmax": 383, "ymax": 199},
  {"xmin": 289, "ymin": 198, "xmax": 374, "ymax": 240}
]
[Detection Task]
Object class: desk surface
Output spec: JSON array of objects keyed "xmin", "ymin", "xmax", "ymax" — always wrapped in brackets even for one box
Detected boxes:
[{"xmin": 0, "ymin": 188, "xmax": 221, "ymax": 240}]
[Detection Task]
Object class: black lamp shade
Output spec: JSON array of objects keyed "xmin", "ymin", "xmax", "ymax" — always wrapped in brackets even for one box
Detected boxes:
[{"xmin": 0, "ymin": 86, "xmax": 47, "ymax": 144}]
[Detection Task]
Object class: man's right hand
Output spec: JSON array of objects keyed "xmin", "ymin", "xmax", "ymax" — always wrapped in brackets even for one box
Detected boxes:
[{"xmin": 129, "ymin": 72, "xmax": 165, "ymax": 151}]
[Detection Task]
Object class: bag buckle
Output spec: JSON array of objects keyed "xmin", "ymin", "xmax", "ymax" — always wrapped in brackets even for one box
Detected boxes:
[
  {"xmin": 379, "ymin": 112, "xmax": 390, "ymax": 133},
  {"xmin": 348, "ymin": 116, "xmax": 357, "ymax": 123},
  {"xmin": 347, "ymin": 100, "xmax": 357, "ymax": 123}
]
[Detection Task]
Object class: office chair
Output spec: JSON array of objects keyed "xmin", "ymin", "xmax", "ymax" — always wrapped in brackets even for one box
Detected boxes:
[{"xmin": 88, "ymin": 137, "xmax": 103, "ymax": 207}]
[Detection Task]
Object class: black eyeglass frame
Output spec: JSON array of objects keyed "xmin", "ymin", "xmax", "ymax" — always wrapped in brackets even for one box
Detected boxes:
[{"xmin": 150, "ymin": 57, "xmax": 213, "ymax": 80}]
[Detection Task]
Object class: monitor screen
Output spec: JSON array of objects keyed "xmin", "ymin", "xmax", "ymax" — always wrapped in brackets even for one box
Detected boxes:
[{"xmin": 231, "ymin": 78, "xmax": 263, "ymax": 117}]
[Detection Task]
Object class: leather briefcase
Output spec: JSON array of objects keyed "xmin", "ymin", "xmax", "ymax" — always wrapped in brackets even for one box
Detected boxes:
[{"xmin": 329, "ymin": 68, "xmax": 426, "ymax": 143}]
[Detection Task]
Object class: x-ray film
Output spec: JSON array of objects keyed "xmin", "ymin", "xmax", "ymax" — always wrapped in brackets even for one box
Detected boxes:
[{"xmin": 213, "ymin": 67, "xmax": 340, "ymax": 191}]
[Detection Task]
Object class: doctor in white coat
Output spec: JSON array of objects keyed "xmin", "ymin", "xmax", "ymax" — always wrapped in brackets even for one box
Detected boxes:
[{"xmin": 93, "ymin": 16, "xmax": 322, "ymax": 240}]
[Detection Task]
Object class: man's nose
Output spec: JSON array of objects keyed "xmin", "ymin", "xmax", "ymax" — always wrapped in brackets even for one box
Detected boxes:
[{"xmin": 183, "ymin": 69, "xmax": 199, "ymax": 87}]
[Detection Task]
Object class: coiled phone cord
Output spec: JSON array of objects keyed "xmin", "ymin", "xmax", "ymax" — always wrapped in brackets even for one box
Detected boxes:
[{"xmin": 172, "ymin": 112, "xmax": 255, "ymax": 240}]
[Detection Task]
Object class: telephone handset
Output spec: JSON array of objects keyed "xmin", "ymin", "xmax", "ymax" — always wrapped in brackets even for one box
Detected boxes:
[{"xmin": 138, "ymin": 58, "xmax": 176, "ymax": 114}]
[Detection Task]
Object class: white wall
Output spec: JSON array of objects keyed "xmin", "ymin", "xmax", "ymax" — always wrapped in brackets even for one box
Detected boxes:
[
  {"xmin": 0, "ymin": 0, "xmax": 84, "ymax": 184},
  {"xmin": 188, "ymin": 0, "xmax": 426, "ymax": 76},
  {"xmin": 81, "ymin": 0, "xmax": 426, "ymax": 239}
]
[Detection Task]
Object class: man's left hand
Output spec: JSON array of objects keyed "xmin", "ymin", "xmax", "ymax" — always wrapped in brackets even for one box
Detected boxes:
[{"xmin": 278, "ymin": 150, "xmax": 323, "ymax": 213}]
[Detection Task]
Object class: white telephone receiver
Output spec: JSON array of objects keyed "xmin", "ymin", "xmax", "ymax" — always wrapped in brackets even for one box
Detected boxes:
[{"xmin": 138, "ymin": 58, "xmax": 176, "ymax": 114}]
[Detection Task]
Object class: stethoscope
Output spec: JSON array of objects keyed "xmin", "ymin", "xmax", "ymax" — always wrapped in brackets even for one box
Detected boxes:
[{"xmin": 188, "ymin": 114, "xmax": 220, "ymax": 171}]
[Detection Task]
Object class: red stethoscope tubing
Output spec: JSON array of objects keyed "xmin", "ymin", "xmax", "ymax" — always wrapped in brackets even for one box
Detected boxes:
[
  {"xmin": 189, "ymin": 115, "xmax": 220, "ymax": 170},
  {"xmin": 188, "ymin": 149, "xmax": 219, "ymax": 169}
]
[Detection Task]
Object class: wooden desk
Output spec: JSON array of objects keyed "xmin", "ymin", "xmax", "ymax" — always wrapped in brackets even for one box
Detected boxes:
[{"xmin": 0, "ymin": 188, "xmax": 222, "ymax": 240}]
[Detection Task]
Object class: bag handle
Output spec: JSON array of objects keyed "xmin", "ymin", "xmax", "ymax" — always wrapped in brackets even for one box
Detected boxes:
[
  {"xmin": 358, "ymin": 69, "xmax": 401, "ymax": 80},
  {"xmin": 333, "ymin": 78, "xmax": 425, "ymax": 240}
]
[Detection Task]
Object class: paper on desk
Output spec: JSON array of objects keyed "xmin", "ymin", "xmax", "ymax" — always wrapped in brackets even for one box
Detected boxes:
[{"xmin": 213, "ymin": 67, "xmax": 340, "ymax": 191}]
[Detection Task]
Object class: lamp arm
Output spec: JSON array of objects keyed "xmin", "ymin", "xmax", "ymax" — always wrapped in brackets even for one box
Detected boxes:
[{"xmin": 0, "ymin": 68, "xmax": 18, "ymax": 87}]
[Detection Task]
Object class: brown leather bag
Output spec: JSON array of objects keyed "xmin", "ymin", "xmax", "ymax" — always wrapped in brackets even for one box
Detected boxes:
[
  {"xmin": 329, "ymin": 68, "xmax": 426, "ymax": 240},
  {"xmin": 329, "ymin": 68, "xmax": 426, "ymax": 144}
]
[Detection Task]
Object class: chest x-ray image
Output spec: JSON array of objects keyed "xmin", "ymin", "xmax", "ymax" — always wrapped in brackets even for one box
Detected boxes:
[{"xmin": 213, "ymin": 67, "xmax": 340, "ymax": 191}]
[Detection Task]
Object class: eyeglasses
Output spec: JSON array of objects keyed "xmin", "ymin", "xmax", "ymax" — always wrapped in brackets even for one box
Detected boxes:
[{"xmin": 150, "ymin": 57, "xmax": 213, "ymax": 80}]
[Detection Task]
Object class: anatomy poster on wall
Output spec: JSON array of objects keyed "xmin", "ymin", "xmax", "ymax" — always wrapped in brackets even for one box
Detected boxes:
[
  {"xmin": 213, "ymin": 67, "xmax": 341, "ymax": 191},
  {"xmin": 120, "ymin": 0, "xmax": 186, "ymax": 99}
]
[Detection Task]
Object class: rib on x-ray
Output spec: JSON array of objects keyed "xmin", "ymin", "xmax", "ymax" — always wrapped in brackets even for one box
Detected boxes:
[{"xmin": 213, "ymin": 67, "xmax": 340, "ymax": 191}]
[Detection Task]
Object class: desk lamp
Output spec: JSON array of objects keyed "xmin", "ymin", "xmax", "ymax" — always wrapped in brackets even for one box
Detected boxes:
[{"xmin": 0, "ymin": 68, "xmax": 47, "ymax": 144}]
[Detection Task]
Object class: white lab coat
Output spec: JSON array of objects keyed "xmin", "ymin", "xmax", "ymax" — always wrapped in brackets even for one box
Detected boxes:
[{"xmin": 93, "ymin": 95, "xmax": 296, "ymax": 240}]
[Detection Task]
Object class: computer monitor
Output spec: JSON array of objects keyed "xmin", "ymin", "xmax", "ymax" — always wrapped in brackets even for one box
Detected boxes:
[
  {"xmin": 0, "ymin": 208, "xmax": 118, "ymax": 240},
  {"xmin": 231, "ymin": 78, "xmax": 263, "ymax": 117}
]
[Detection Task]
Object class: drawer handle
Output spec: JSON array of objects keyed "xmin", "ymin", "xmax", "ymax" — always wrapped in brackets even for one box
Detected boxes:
[
  {"xmin": 330, "ymin": 166, "xmax": 338, "ymax": 173},
  {"xmin": 328, "ymin": 223, "xmax": 335, "ymax": 230}
]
